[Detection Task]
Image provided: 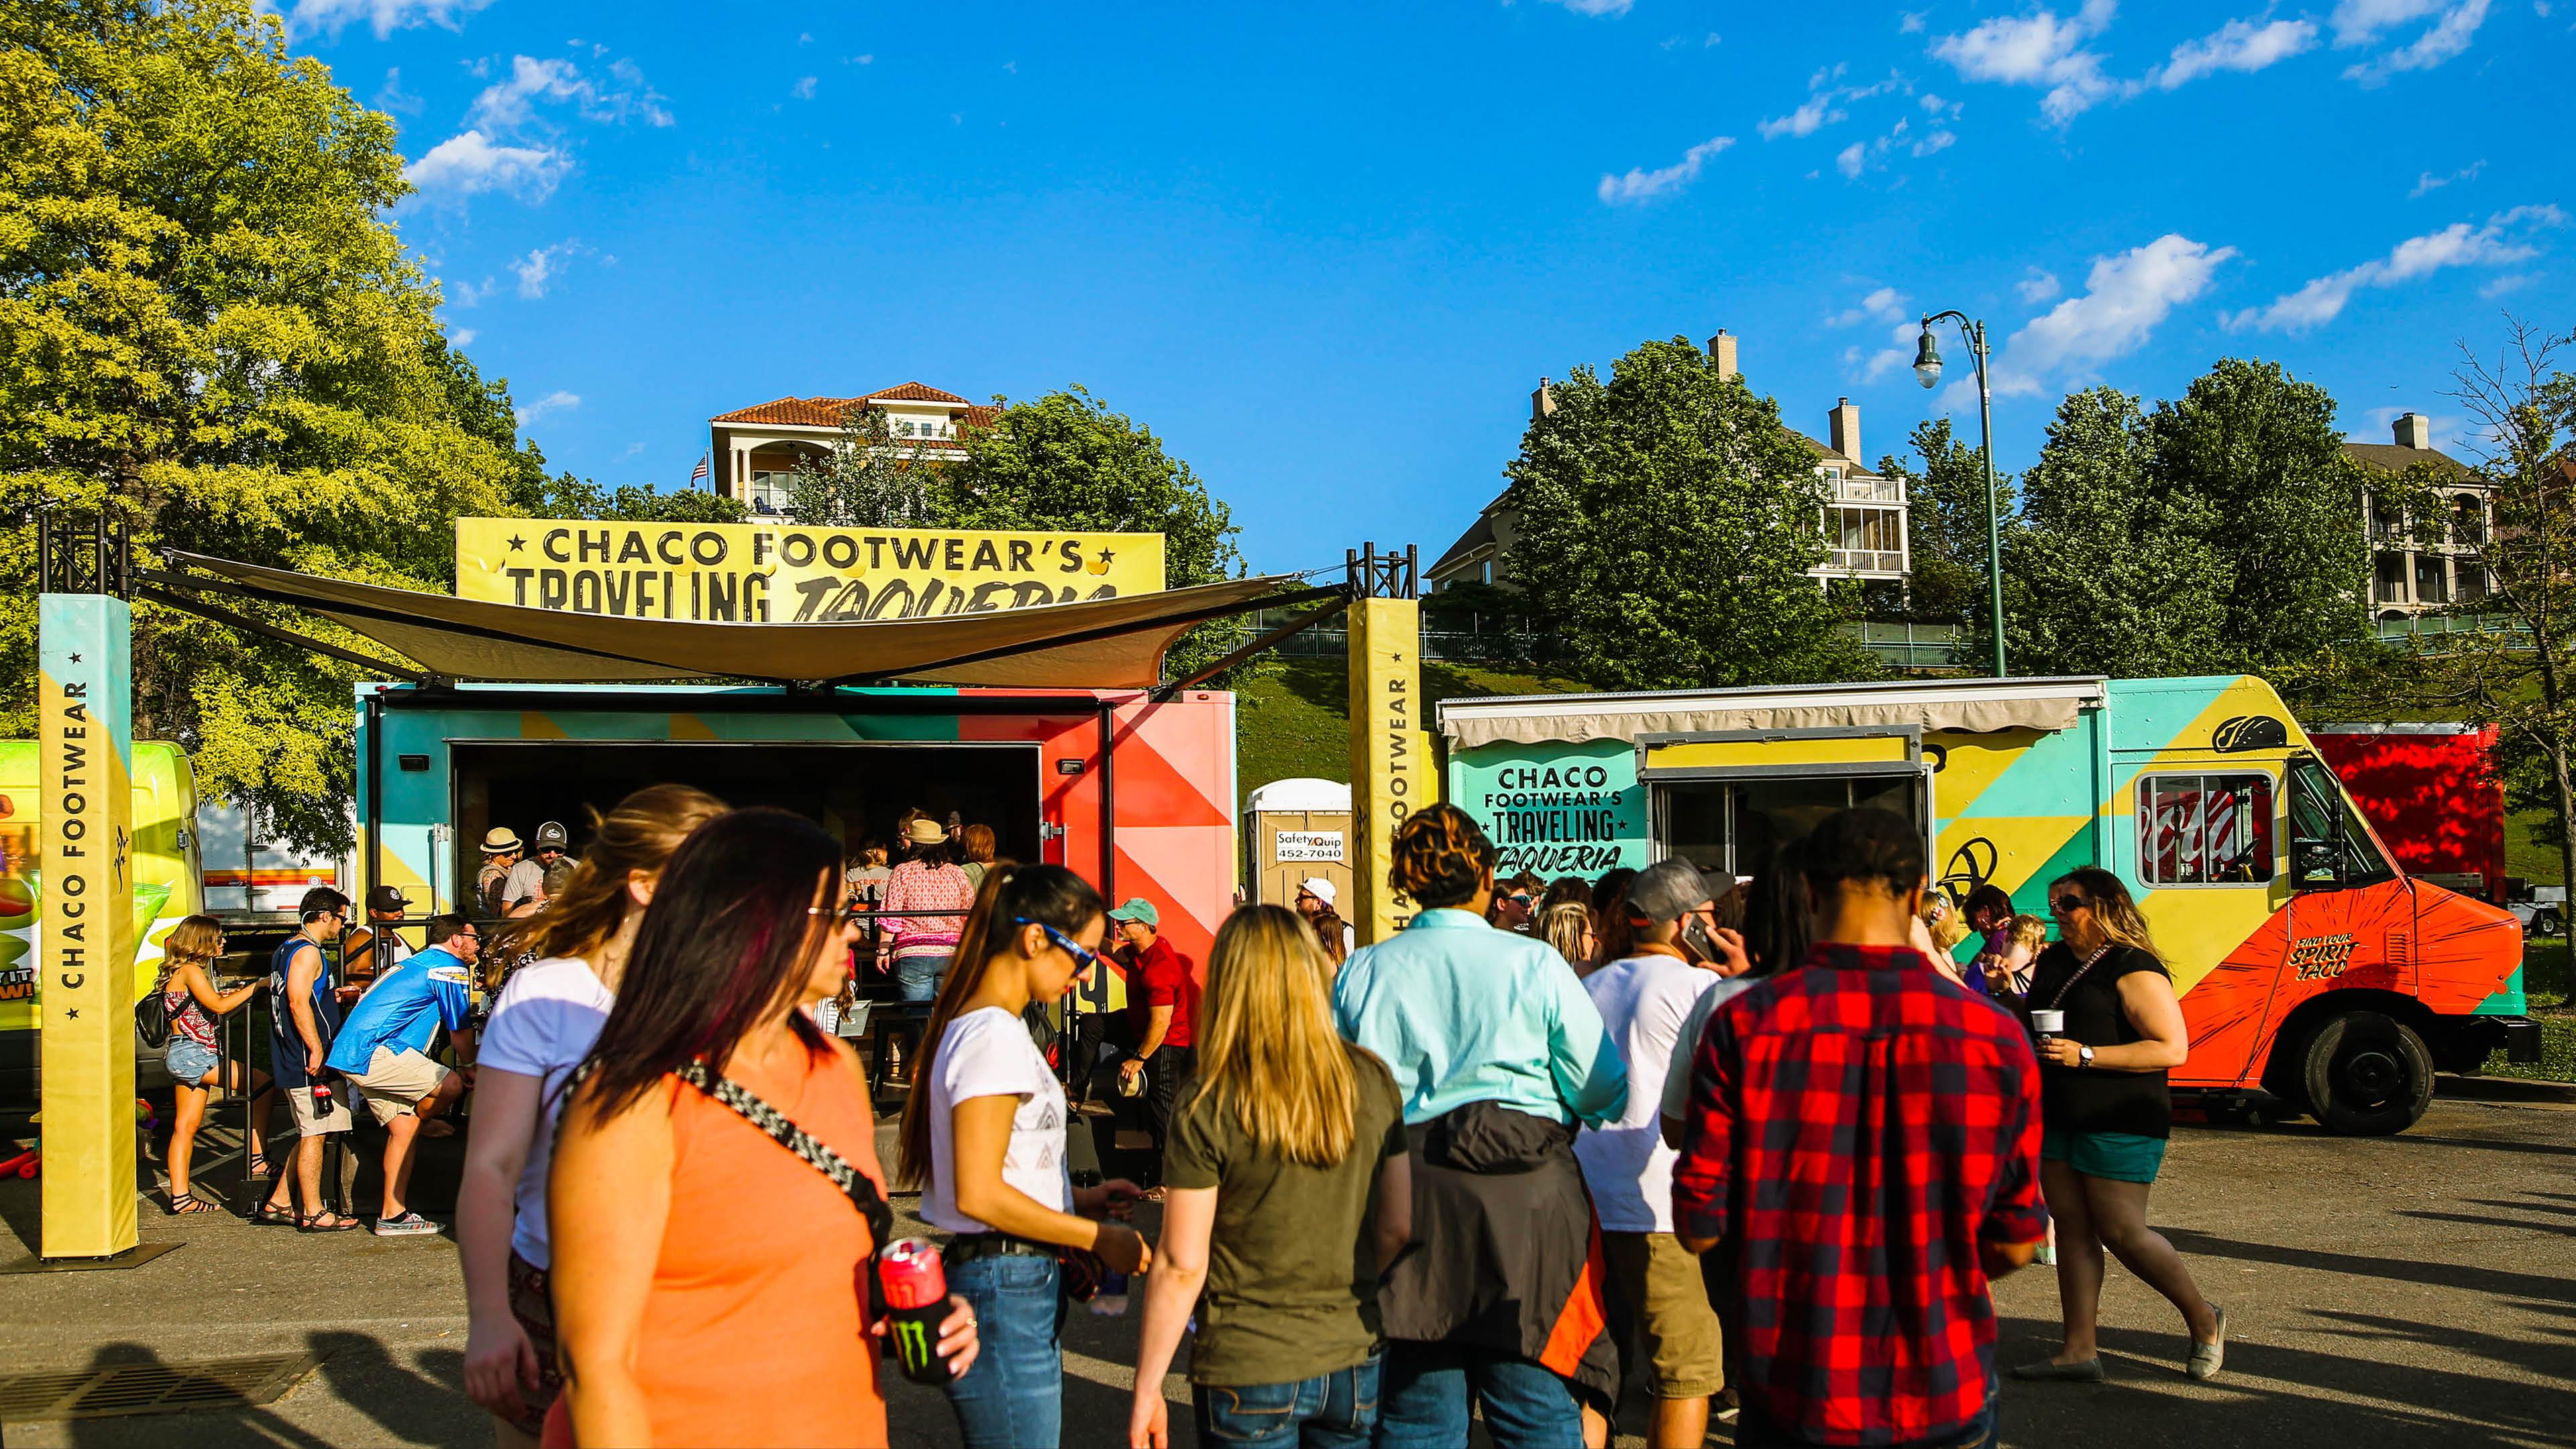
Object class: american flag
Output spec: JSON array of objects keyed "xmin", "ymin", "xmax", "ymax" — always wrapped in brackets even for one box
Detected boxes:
[{"xmin": 690, "ymin": 453, "xmax": 710, "ymax": 484}]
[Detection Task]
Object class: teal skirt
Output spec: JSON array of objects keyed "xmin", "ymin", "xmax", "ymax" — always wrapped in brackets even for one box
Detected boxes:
[{"xmin": 2041, "ymin": 1128, "xmax": 2167, "ymax": 1185}]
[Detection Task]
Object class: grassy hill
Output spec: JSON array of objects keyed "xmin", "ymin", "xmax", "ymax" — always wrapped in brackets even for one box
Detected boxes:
[{"xmin": 1232, "ymin": 657, "xmax": 1591, "ymax": 810}]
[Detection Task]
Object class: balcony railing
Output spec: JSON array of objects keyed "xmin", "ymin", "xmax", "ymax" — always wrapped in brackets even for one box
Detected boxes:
[
  {"xmin": 1821, "ymin": 548, "xmax": 1907, "ymax": 574},
  {"xmin": 1831, "ymin": 477, "xmax": 1907, "ymax": 503}
]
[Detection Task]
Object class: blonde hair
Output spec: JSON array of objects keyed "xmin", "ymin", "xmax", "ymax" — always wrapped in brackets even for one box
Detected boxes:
[
  {"xmin": 158, "ymin": 914, "xmax": 224, "ymax": 988},
  {"xmin": 1540, "ymin": 901, "xmax": 1591, "ymax": 968},
  {"xmin": 1196, "ymin": 904, "xmax": 1365, "ymax": 1167},
  {"xmin": 2010, "ymin": 914, "xmax": 2049, "ymax": 952},
  {"xmin": 1927, "ymin": 898, "xmax": 1972, "ymax": 953},
  {"xmin": 2053, "ymin": 866, "xmax": 2163, "ymax": 963}
]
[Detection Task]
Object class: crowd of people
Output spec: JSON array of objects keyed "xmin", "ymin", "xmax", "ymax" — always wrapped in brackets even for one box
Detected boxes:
[{"xmin": 146, "ymin": 784, "xmax": 2223, "ymax": 1448}]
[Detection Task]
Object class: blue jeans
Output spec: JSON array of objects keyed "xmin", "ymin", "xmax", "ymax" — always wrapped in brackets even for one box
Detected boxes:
[
  {"xmin": 1374, "ymin": 1342, "xmax": 1582, "ymax": 1449},
  {"xmin": 1734, "ymin": 1377, "xmax": 1999, "ymax": 1448},
  {"xmin": 896, "ymin": 953, "xmax": 952, "ymax": 1002},
  {"xmin": 1193, "ymin": 1349, "xmax": 1380, "ymax": 1448},
  {"xmin": 942, "ymin": 1251, "xmax": 1062, "ymax": 1448}
]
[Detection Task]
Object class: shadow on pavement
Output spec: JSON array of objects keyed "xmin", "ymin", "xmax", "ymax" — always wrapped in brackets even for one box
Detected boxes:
[
  {"xmin": 37, "ymin": 1334, "xmax": 470, "ymax": 1449},
  {"xmin": 2162, "ymin": 1227, "xmax": 2576, "ymax": 1305}
]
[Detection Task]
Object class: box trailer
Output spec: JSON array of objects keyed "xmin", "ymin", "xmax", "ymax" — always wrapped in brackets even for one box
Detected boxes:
[
  {"xmin": 2308, "ymin": 723, "xmax": 2506, "ymax": 905},
  {"xmin": 1440, "ymin": 675, "xmax": 2536, "ymax": 1135},
  {"xmin": 354, "ymin": 682, "xmax": 1238, "ymax": 1020}
]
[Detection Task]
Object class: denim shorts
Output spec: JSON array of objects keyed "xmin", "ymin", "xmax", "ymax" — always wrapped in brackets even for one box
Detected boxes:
[{"xmin": 164, "ymin": 1040, "xmax": 220, "ymax": 1086}]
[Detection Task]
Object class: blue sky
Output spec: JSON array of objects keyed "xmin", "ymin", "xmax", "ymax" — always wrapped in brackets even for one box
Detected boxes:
[{"xmin": 294, "ymin": 0, "xmax": 2571, "ymax": 578}]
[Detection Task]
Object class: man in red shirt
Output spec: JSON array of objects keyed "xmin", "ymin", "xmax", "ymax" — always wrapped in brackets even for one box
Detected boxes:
[
  {"xmin": 1110, "ymin": 897, "xmax": 1197, "ymax": 1167},
  {"xmin": 1672, "ymin": 809, "xmax": 2045, "ymax": 1448}
]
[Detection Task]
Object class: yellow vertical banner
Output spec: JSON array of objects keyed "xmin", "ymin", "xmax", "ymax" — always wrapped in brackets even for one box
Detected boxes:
[
  {"xmin": 39, "ymin": 593, "xmax": 139, "ymax": 1260},
  {"xmin": 1348, "ymin": 597, "xmax": 1429, "ymax": 946}
]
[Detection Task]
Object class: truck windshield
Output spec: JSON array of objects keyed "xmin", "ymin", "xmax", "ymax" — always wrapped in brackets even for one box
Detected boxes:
[{"xmin": 2288, "ymin": 756, "xmax": 2398, "ymax": 891}]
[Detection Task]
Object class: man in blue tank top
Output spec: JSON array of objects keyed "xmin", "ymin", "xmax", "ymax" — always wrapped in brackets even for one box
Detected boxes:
[{"xmin": 260, "ymin": 887, "xmax": 360, "ymax": 1230}]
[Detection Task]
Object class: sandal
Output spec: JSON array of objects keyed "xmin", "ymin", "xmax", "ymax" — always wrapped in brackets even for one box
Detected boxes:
[
  {"xmin": 165, "ymin": 1192, "xmax": 218, "ymax": 1215},
  {"xmin": 250, "ymin": 1201, "xmax": 299, "ymax": 1226},
  {"xmin": 297, "ymin": 1210, "xmax": 363, "ymax": 1234},
  {"xmin": 244, "ymin": 1155, "xmax": 274, "ymax": 1180}
]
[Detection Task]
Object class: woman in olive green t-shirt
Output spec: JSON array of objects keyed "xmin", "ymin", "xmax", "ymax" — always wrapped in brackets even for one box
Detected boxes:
[{"xmin": 1128, "ymin": 905, "xmax": 1413, "ymax": 1449}]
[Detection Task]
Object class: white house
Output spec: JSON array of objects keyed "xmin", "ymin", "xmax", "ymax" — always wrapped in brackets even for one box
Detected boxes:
[{"xmin": 706, "ymin": 382, "xmax": 995, "ymax": 514}]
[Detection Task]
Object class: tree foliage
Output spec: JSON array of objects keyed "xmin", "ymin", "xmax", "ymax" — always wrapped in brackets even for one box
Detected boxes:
[
  {"xmin": 941, "ymin": 387, "xmax": 1240, "ymax": 590},
  {"xmin": 0, "ymin": 0, "xmax": 556, "ymax": 847},
  {"xmin": 784, "ymin": 404, "xmax": 938, "ymax": 529},
  {"xmin": 1876, "ymin": 417, "xmax": 2014, "ymax": 625},
  {"xmin": 2000, "ymin": 362, "xmax": 2367, "ymax": 682},
  {"xmin": 1502, "ymin": 337, "xmax": 1878, "ymax": 690}
]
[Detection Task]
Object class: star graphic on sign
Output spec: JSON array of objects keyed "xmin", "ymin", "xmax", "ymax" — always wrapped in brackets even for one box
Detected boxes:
[
  {"xmin": 506, "ymin": 535, "xmax": 527, "ymax": 552},
  {"xmin": 68, "ymin": 653, "xmax": 80, "ymax": 664},
  {"xmin": 64, "ymin": 1008, "xmax": 77, "ymax": 1020}
]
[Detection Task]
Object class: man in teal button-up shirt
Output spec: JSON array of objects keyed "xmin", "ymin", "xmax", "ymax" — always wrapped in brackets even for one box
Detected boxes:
[{"xmin": 1334, "ymin": 904, "xmax": 1629, "ymax": 1129}]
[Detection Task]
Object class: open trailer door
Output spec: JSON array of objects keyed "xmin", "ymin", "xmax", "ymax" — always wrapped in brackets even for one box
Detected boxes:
[{"xmin": 1642, "ymin": 727, "xmax": 1937, "ymax": 879}]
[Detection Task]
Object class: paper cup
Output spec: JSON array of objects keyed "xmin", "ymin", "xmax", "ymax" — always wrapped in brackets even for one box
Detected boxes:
[{"xmin": 2029, "ymin": 1010, "xmax": 2066, "ymax": 1036}]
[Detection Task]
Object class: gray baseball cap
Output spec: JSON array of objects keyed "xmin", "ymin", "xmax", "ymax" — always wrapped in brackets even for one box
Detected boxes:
[{"xmin": 1625, "ymin": 859, "xmax": 1737, "ymax": 924}]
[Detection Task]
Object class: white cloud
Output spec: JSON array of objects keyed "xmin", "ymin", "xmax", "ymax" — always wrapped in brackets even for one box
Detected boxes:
[
  {"xmin": 1914, "ymin": 127, "xmax": 1957, "ymax": 156},
  {"xmin": 1597, "ymin": 135, "xmax": 1736, "ymax": 205},
  {"xmin": 2226, "ymin": 207, "xmax": 2565, "ymax": 331},
  {"xmin": 1930, "ymin": 0, "xmax": 2120, "ymax": 124},
  {"xmin": 1762, "ymin": 95, "xmax": 1847, "ymax": 140},
  {"xmin": 510, "ymin": 241, "xmax": 588, "ymax": 299},
  {"xmin": 513, "ymin": 390, "xmax": 580, "ymax": 427},
  {"xmin": 2334, "ymin": 0, "xmax": 2491, "ymax": 83},
  {"xmin": 2019, "ymin": 267, "xmax": 2064, "ymax": 303},
  {"xmin": 844, "ymin": 54, "xmax": 875, "ymax": 65},
  {"xmin": 376, "ymin": 68, "xmax": 423, "ymax": 116},
  {"xmin": 450, "ymin": 328, "xmax": 476, "ymax": 347},
  {"xmin": 282, "ymin": 0, "xmax": 493, "ymax": 41},
  {"xmin": 469, "ymin": 54, "xmax": 674, "ymax": 132},
  {"xmin": 404, "ymin": 130, "xmax": 572, "ymax": 202},
  {"xmin": 791, "ymin": 76, "xmax": 818, "ymax": 100},
  {"xmin": 1544, "ymin": 0, "xmax": 1634, "ymax": 14},
  {"xmin": 2412, "ymin": 160, "xmax": 2485, "ymax": 196},
  {"xmin": 1706, "ymin": 32, "xmax": 1723, "ymax": 46},
  {"xmin": 1991, "ymin": 234, "xmax": 2235, "ymax": 392},
  {"xmin": 1900, "ymin": 11, "xmax": 1929, "ymax": 33},
  {"xmin": 1835, "ymin": 141, "xmax": 1870, "ymax": 178},
  {"xmin": 1829, "ymin": 286, "xmax": 1909, "ymax": 328},
  {"xmin": 2149, "ymin": 17, "xmax": 2318, "ymax": 89},
  {"xmin": 1834, "ymin": 117, "xmax": 1923, "ymax": 179},
  {"xmin": 2479, "ymin": 272, "xmax": 2539, "ymax": 297}
]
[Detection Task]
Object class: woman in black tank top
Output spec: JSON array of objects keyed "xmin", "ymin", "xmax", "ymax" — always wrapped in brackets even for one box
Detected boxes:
[{"xmin": 2010, "ymin": 867, "xmax": 2226, "ymax": 1386}]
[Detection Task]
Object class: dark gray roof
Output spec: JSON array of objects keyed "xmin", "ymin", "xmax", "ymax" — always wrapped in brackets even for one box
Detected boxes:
[
  {"xmin": 1428, "ymin": 508, "xmax": 1497, "ymax": 578},
  {"xmin": 2345, "ymin": 442, "xmax": 2473, "ymax": 479}
]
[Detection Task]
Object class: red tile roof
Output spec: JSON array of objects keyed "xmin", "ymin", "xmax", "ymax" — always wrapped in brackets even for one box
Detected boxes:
[{"xmin": 711, "ymin": 382, "xmax": 979, "ymax": 426}]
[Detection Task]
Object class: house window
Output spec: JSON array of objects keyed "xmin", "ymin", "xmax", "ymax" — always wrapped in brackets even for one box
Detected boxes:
[
  {"xmin": 2453, "ymin": 494, "xmax": 2486, "ymax": 544},
  {"xmin": 2458, "ymin": 561, "xmax": 2489, "ymax": 601},
  {"xmin": 749, "ymin": 471, "xmax": 792, "ymax": 513},
  {"xmin": 1835, "ymin": 507, "xmax": 1902, "ymax": 553},
  {"xmin": 2416, "ymin": 554, "xmax": 2450, "ymax": 605},
  {"xmin": 2373, "ymin": 553, "xmax": 2406, "ymax": 604},
  {"xmin": 1480, "ymin": 559, "xmax": 1493, "ymax": 585},
  {"xmin": 2139, "ymin": 773, "xmax": 2275, "ymax": 885},
  {"xmin": 898, "ymin": 419, "xmax": 916, "ymax": 437},
  {"xmin": 2370, "ymin": 496, "xmax": 2404, "ymax": 542}
]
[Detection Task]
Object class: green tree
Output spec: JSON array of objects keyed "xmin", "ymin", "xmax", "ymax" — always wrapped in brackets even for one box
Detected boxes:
[
  {"xmin": 1877, "ymin": 417, "xmax": 2015, "ymax": 625},
  {"xmin": 784, "ymin": 404, "xmax": 938, "ymax": 529},
  {"xmin": 2000, "ymin": 387, "xmax": 2228, "ymax": 676},
  {"xmin": 1501, "ymin": 337, "xmax": 1878, "ymax": 690},
  {"xmin": 0, "ymin": 0, "xmax": 531, "ymax": 847}
]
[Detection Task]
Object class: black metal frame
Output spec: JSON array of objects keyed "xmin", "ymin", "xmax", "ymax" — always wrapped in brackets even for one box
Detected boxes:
[
  {"xmin": 37, "ymin": 512, "xmax": 132, "ymax": 598},
  {"xmin": 1346, "ymin": 542, "xmax": 1419, "ymax": 600}
]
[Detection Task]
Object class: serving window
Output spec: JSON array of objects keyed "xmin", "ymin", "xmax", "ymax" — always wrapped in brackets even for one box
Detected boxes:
[{"xmin": 2137, "ymin": 773, "xmax": 2275, "ymax": 886}]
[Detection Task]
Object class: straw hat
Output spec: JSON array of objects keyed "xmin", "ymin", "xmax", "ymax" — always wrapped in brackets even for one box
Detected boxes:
[
  {"xmin": 482, "ymin": 827, "xmax": 523, "ymax": 854},
  {"xmin": 904, "ymin": 817, "xmax": 949, "ymax": 847}
]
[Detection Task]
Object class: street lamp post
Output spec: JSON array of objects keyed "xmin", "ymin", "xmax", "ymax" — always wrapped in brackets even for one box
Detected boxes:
[{"xmin": 1913, "ymin": 312, "xmax": 2007, "ymax": 679}]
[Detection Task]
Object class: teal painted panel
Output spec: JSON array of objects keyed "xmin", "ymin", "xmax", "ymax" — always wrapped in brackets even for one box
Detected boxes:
[
  {"xmin": 2102, "ymin": 676, "xmax": 2237, "ymax": 753},
  {"xmin": 1454, "ymin": 739, "xmax": 1648, "ymax": 878},
  {"xmin": 2473, "ymin": 967, "xmax": 2526, "ymax": 1016},
  {"xmin": 1949, "ymin": 718, "xmax": 2100, "ymax": 820}
]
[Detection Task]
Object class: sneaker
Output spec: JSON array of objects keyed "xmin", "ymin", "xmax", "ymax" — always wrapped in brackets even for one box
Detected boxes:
[
  {"xmin": 2188, "ymin": 1303, "xmax": 2226, "ymax": 1381},
  {"xmin": 373, "ymin": 1211, "xmax": 439, "ymax": 1237}
]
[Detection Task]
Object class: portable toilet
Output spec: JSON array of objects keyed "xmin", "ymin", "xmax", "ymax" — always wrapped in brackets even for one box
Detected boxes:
[{"xmin": 1244, "ymin": 777, "xmax": 1352, "ymax": 908}]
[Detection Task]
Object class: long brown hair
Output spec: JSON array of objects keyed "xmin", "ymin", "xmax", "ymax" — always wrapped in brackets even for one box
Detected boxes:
[
  {"xmin": 895, "ymin": 861, "xmax": 1106, "ymax": 1186},
  {"xmin": 1195, "ymin": 905, "xmax": 1367, "ymax": 1167},
  {"xmin": 2053, "ymin": 866, "xmax": 2163, "ymax": 963},
  {"xmin": 156, "ymin": 915, "xmax": 223, "ymax": 990},
  {"xmin": 505, "ymin": 785, "xmax": 728, "ymax": 967}
]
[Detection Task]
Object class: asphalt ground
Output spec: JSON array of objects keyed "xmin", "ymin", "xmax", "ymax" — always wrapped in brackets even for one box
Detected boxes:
[{"xmin": 2, "ymin": 1077, "xmax": 2571, "ymax": 1449}]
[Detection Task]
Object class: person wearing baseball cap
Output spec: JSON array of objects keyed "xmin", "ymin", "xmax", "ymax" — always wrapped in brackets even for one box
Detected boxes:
[
  {"xmin": 1292, "ymin": 877, "xmax": 1354, "ymax": 961},
  {"xmin": 343, "ymin": 884, "xmax": 415, "ymax": 989},
  {"xmin": 1108, "ymin": 897, "xmax": 1198, "ymax": 1179},
  {"xmin": 1572, "ymin": 857, "xmax": 1747, "ymax": 1448}
]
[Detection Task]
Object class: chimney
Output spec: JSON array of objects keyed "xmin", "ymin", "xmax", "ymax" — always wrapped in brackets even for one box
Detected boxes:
[
  {"xmin": 1708, "ymin": 329, "xmax": 1739, "ymax": 382},
  {"xmin": 1532, "ymin": 378, "xmax": 1556, "ymax": 423},
  {"xmin": 2393, "ymin": 411, "xmax": 2432, "ymax": 450},
  {"xmin": 1830, "ymin": 397, "xmax": 1861, "ymax": 465}
]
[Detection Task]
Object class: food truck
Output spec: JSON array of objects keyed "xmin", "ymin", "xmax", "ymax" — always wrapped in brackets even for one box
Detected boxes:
[
  {"xmin": 355, "ymin": 682, "xmax": 1238, "ymax": 1022},
  {"xmin": 1440, "ymin": 674, "xmax": 2538, "ymax": 1136}
]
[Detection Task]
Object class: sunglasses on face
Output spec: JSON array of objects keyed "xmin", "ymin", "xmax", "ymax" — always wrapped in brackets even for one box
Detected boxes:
[
  {"xmin": 2053, "ymin": 894, "xmax": 2092, "ymax": 914},
  {"xmin": 1015, "ymin": 917, "xmax": 1101, "ymax": 975},
  {"xmin": 807, "ymin": 902, "xmax": 871, "ymax": 929},
  {"xmin": 1504, "ymin": 894, "xmax": 1534, "ymax": 906}
]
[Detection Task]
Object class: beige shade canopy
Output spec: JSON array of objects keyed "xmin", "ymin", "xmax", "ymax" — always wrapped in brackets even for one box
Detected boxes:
[
  {"xmin": 1438, "ymin": 678, "xmax": 2105, "ymax": 749},
  {"xmin": 156, "ymin": 549, "xmax": 1305, "ymax": 689}
]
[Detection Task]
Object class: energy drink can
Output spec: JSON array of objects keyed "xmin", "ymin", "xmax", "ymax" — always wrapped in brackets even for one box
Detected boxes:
[{"xmin": 877, "ymin": 1238, "xmax": 952, "ymax": 1383}]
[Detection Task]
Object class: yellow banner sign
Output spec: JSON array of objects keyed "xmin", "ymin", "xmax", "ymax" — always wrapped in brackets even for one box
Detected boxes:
[
  {"xmin": 453, "ymin": 519, "xmax": 1166, "ymax": 623},
  {"xmin": 1348, "ymin": 598, "xmax": 1431, "ymax": 946}
]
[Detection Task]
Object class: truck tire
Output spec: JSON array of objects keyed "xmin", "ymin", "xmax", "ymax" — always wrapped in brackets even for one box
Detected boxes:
[
  {"xmin": 2537, "ymin": 909, "xmax": 2565, "ymax": 938},
  {"xmin": 2301, "ymin": 1010, "xmax": 2434, "ymax": 1136}
]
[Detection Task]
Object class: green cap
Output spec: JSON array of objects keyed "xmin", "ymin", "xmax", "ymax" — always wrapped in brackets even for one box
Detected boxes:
[{"xmin": 1108, "ymin": 897, "xmax": 1159, "ymax": 928}]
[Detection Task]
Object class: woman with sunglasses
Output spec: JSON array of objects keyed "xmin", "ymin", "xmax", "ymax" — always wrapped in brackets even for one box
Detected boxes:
[
  {"xmin": 2012, "ymin": 867, "xmax": 2224, "ymax": 1385},
  {"xmin": 897, "ymin": 863, "xmax": 1151, "ymax": 1448},
  {"xmin": 547, "ymin": 809, "xmax": 978, "ymax": 1448}
]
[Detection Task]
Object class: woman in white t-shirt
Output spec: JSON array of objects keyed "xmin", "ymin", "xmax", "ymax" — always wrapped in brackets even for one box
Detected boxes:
[
  {"xmin": 896, "ymin": 862, "xmax": 1150, "ymax": 1449},
  {"xmin": 455, "ymin": 784, "xmax": 727, "ymax": 1448}
]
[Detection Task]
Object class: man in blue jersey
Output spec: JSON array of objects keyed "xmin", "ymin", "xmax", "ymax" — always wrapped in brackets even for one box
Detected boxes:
[{"xmin": 328, "ymin": 914, "xmax": 480, "ymax": 1236}]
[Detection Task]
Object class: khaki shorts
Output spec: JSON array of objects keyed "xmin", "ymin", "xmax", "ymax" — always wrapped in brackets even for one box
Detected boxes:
[
  {"xmin": 281, "ymin": 1081, "xmax": 352, "ymax": 1136},
  {"xmin": 345, "ymin": 1045, "xmax": 451, "ymax": 1126},
  {"xmin": 1601, "ymin": 1230, "xmax": 1725, "ymax": 1398}
]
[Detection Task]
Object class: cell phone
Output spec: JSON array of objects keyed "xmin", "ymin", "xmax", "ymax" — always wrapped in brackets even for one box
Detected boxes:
[{"xmin": 1682, "ymin": 918, "xmax": 1718, "ymax": 961}]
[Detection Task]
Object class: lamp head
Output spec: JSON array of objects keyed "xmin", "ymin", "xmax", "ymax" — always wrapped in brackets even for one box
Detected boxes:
[{"xmin": 1913, "ymin": 327, "xmax": 1943, "ymax": 390}]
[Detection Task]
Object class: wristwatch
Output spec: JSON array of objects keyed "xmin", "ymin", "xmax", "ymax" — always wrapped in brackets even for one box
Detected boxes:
[{"xmin": 2077, "ymin": 1045, "xmax": 2096, "ymax": 1069}]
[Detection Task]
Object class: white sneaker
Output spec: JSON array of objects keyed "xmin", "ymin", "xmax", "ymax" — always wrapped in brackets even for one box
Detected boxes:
[{"xmin": 373, "ymin": 1212, "xmax": 439, "ymax": 1236}]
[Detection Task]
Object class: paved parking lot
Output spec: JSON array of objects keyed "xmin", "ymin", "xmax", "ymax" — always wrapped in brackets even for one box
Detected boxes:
[{"xmin": 2, "ymin": 1079, "xmax": 2570, "ymax": 1448}]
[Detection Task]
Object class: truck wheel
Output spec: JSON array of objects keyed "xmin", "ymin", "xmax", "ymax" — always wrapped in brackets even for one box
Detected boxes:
[
  {"xmin": 2538, "ymin": 910, "xmax": 2565, "ymax": 938},
  {"xmin": 2301, "ymin": 1010, "xmax": 2434, "ymax": 1136}
]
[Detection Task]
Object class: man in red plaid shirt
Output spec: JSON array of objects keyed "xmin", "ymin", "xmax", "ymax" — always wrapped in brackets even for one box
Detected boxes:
[{"xmin": 1672, "ymin": 808, "xmax": 2046, "ymax": 1448}]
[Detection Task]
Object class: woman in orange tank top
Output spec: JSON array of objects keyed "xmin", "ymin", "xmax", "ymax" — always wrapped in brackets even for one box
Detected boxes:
[{"xmin": 545, "ymin": 808, "xmax": 979, "ymax": 1448}]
